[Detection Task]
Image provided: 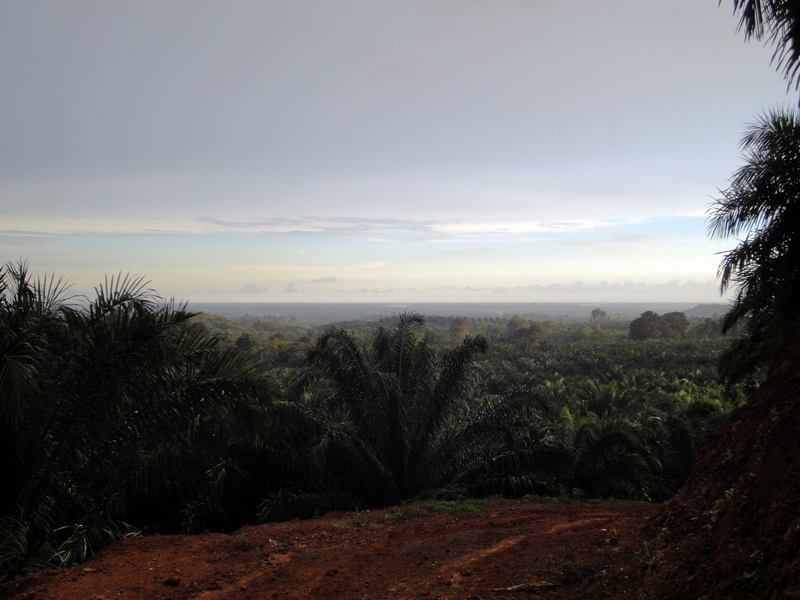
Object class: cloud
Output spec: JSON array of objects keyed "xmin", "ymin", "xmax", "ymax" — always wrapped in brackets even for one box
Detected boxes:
[
  {"xmin": 438, "ymin": 220, "xmax": 605, "ymax": 236},
  {"xmin": 310, "ymin": 276, "xmax": 339, "ymax": 283},
  {"xmin": 0, "ymin": 227, "xmax": 210, "ymax": 241},
  {"xmin": 0, "ymin": 231, "xmax": 58, "ymax": 246},
  {"xmin": 610, "ymin": 233, "xmax": 673, "ymax": 244},
  {"xmin": 0, "ymin": 216, "xmax": 615, "ymax": 246},
  {"xmin": 333, "ymin": 287, "xmax": 400, "ymax": 294},
  {"xmin": 240, "ymin": 283, "xmax": 269, "ymax": 293},
  {"xmin": 557, "ymin": 233, "xmax": 674, "ymax": 253},
  {"xmin": 198, "ymin": 215, "xmax": 443, "ymax": 238},
  {"xmin": 437, "ymin": 247, "xmax": 497, "ymax": 256},
  {"xmin": 194, "ymin": 216, "xmax": 609, "ymax": 243},
  {"xmin": 352, "ymin": 288, "xmax": 396, "ymax": 294},
  {"xmin": 90, "ymin": 230, "xmax": 212, "ymax": 239},
  {"xmin": 282, "ymin": 283, "xmax": 300, "ymax": 293},
  {"xmin": 487, "ymin": 279, "xmax": 716, "ymax": 295},
  {"xmin": 227, "ymin": 261, "xmax": 386, "ymax": 274}
]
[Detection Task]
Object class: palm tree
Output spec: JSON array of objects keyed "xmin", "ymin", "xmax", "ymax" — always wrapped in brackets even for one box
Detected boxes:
[
  {"xmin": 0, "ymin": 262, "xmax": 278, "ymax": 579},
  {"xmin": 260, "ymin": 313, "xmax": 567, "ymax": 518},
  {"xmin": 456, "ymin": 385, "xmax": 570, "ymax": 499},
  {"xmin": 0, "ymin": 262, "xmax": 72, "ymax": 426},
  {"xmin": 730, "ymin": 0, "xmax": 800, "ymax": 87},
  {"xmin": 269, "ymin": 314, "xmax": 485, "ymax": 503},
  {"xmin": 562, "ymin": 408, "xmax": 662, "ymax": 501},
  {"xmin": 708, "ymin": 107, "xmax": 800, "ymax": 382}
]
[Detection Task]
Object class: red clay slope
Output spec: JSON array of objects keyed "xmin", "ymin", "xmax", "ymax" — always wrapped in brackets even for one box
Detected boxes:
[{"xmin": 641, "ymin": 325, "xmax": 800, "ymax": 599}]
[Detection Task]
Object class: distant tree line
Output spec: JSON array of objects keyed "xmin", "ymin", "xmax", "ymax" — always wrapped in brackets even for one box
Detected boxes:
[{"xmin": 628, "ymin": 311, "xmax": 689, "ymax": 340}]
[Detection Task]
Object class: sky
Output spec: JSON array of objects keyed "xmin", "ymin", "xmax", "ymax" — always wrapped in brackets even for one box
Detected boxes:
[{"xmin": 0, "ymin": 1, "xmax": 793, "ymax": 304}]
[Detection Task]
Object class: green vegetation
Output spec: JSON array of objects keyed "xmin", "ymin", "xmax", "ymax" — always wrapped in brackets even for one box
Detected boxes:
[
  {"xmin": 0, "ymin": 261, "xmax": 277, "ymax": 579},
  {"xmin": 628, "ymin": 311, "xmax": 689, "ymax": 340},
  {"xmin": 0, "ymin": 260, "xmax": 759, "ymax": 581},
  {"xmin": 256, "ymin": 313, "xmax": 570, "ymax": 520},
  {"xmin": 709, "ymin": 107, "xmax": 800, "ymax": 384}
]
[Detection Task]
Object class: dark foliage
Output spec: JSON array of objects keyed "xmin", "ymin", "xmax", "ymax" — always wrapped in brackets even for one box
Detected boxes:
[
  {"xmin": 0, "ymin": 262, "xmax": 277, "ymax": 579},
  {"xmin": 709, "ymin": 107, "xmax": 800, "ymax": 383},
  {"xmin": 257, "ymin": 314, "xmax": 570, "ymax": 519},
  {"xmin": 629, "ymin": 311, "xmax": 689, "ymax": 340},
  {"xmin": 0, "ymin": 263, "xmax": 748, "ymax": 579},
  {"xmin": 730, "ymin": 0, "xmax": 800, "ymax": 87}
]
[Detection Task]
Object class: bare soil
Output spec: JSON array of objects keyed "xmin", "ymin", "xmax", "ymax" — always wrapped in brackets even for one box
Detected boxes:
[
  {"xmin": 640, "ymin": 325, "xmax": 800, "ymax": 600},
  {"xmin": 1, "ymin": 499, "xmax": 656, "ymax": 600}
]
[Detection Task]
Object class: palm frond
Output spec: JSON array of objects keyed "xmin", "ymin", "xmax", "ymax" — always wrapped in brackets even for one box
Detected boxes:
[
  {"xmin": 707, "ymin": 107, "xmax": 800, "ymax": 381},
  {"xmin": 730, "ymin": 0, "xmax": 800, "ymax": 86}
]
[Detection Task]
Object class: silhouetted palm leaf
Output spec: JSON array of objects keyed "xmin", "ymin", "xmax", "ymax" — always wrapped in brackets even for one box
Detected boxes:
[
  {"xmin": 0, "ymin": 263, "xmax": 278, "ymax": 579},
  {"xmin": 708, "ymin": 108, "xmax": 800, "ymax": 382}
]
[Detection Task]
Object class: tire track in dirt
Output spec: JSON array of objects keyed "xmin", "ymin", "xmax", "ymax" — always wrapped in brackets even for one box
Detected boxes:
[{"xmin": 0, "ymin": 500, "xmax": 657, "ymax": 600}]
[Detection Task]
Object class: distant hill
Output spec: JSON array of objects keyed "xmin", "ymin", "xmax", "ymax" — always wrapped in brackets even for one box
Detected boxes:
[
  {"xmin": 188, "ymin": 302, "xmax": 730, "ymax": 322},
  {"xmin": 683, "ymin": 303, "xmax": 729, "ymax": 318}
]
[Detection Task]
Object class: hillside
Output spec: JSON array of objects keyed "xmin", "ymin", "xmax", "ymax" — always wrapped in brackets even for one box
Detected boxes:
[{"xmin": 641, "ymin": 325, "xmax": 800, "ymax": 599}]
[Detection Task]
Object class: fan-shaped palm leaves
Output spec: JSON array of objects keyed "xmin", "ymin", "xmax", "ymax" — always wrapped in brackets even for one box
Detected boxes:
[
  {"xmin": 0, "ymin": 262, "xmax": 277, "ymax": 579},
  {"xmin": 261, "ymin": 314, "xmax": 567, "ymax": 518},
  {"xmin": 731, "ymin": 0, "xmax": 800, "ymax": 86},
  {"xmin": 708, "ymin": 107, "xmax": 800, "ymax": 382}
]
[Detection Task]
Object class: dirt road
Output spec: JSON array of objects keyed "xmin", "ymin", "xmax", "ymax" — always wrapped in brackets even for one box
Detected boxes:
[{"xmin": 1, "ymin": 499, "xmax": 657, "ymax": 600}]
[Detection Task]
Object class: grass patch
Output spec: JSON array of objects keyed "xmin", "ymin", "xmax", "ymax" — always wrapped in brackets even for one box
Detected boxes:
[
  {"xmin": 332, "ymin": 512, "xmax": 374, "ymax": 530},
  {"xmin": 385, "ymin": 498, "xmax": 485, "ymax": 523},
  {"xmin": 330, "ymin": 498, "xmax": 487, "ymax": 530}
]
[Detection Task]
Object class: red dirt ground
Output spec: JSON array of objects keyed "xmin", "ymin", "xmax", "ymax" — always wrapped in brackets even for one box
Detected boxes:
[
  {"xmin": 639, "ymin": 325, "xmax": 800, "ymax": 600},
  {"xmin": 1, "ymin": 499, "xmax": 657, "ymax": 600}
]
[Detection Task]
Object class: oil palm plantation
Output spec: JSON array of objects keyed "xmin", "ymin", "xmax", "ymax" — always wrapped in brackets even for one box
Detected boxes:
[
  {"xmin": 0, "ymin": 262, "xmax": 277, "ymax": 579},
  {"xmin": 259, "ymin": 313, "xmax": 568, "ymax": 519}
]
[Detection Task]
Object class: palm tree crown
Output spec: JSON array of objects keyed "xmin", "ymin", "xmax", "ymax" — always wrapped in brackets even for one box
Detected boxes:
[
  {"xmin": 0, "ymin": 261, "xmax": 277, "ymax": 579},
  {"xmin": 730, "ymin": 0, "xmax": 800, "ymax": 87},
  {"xmin": 708, "ymin": 107, "xmax": 800, "ymax": 380}
]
